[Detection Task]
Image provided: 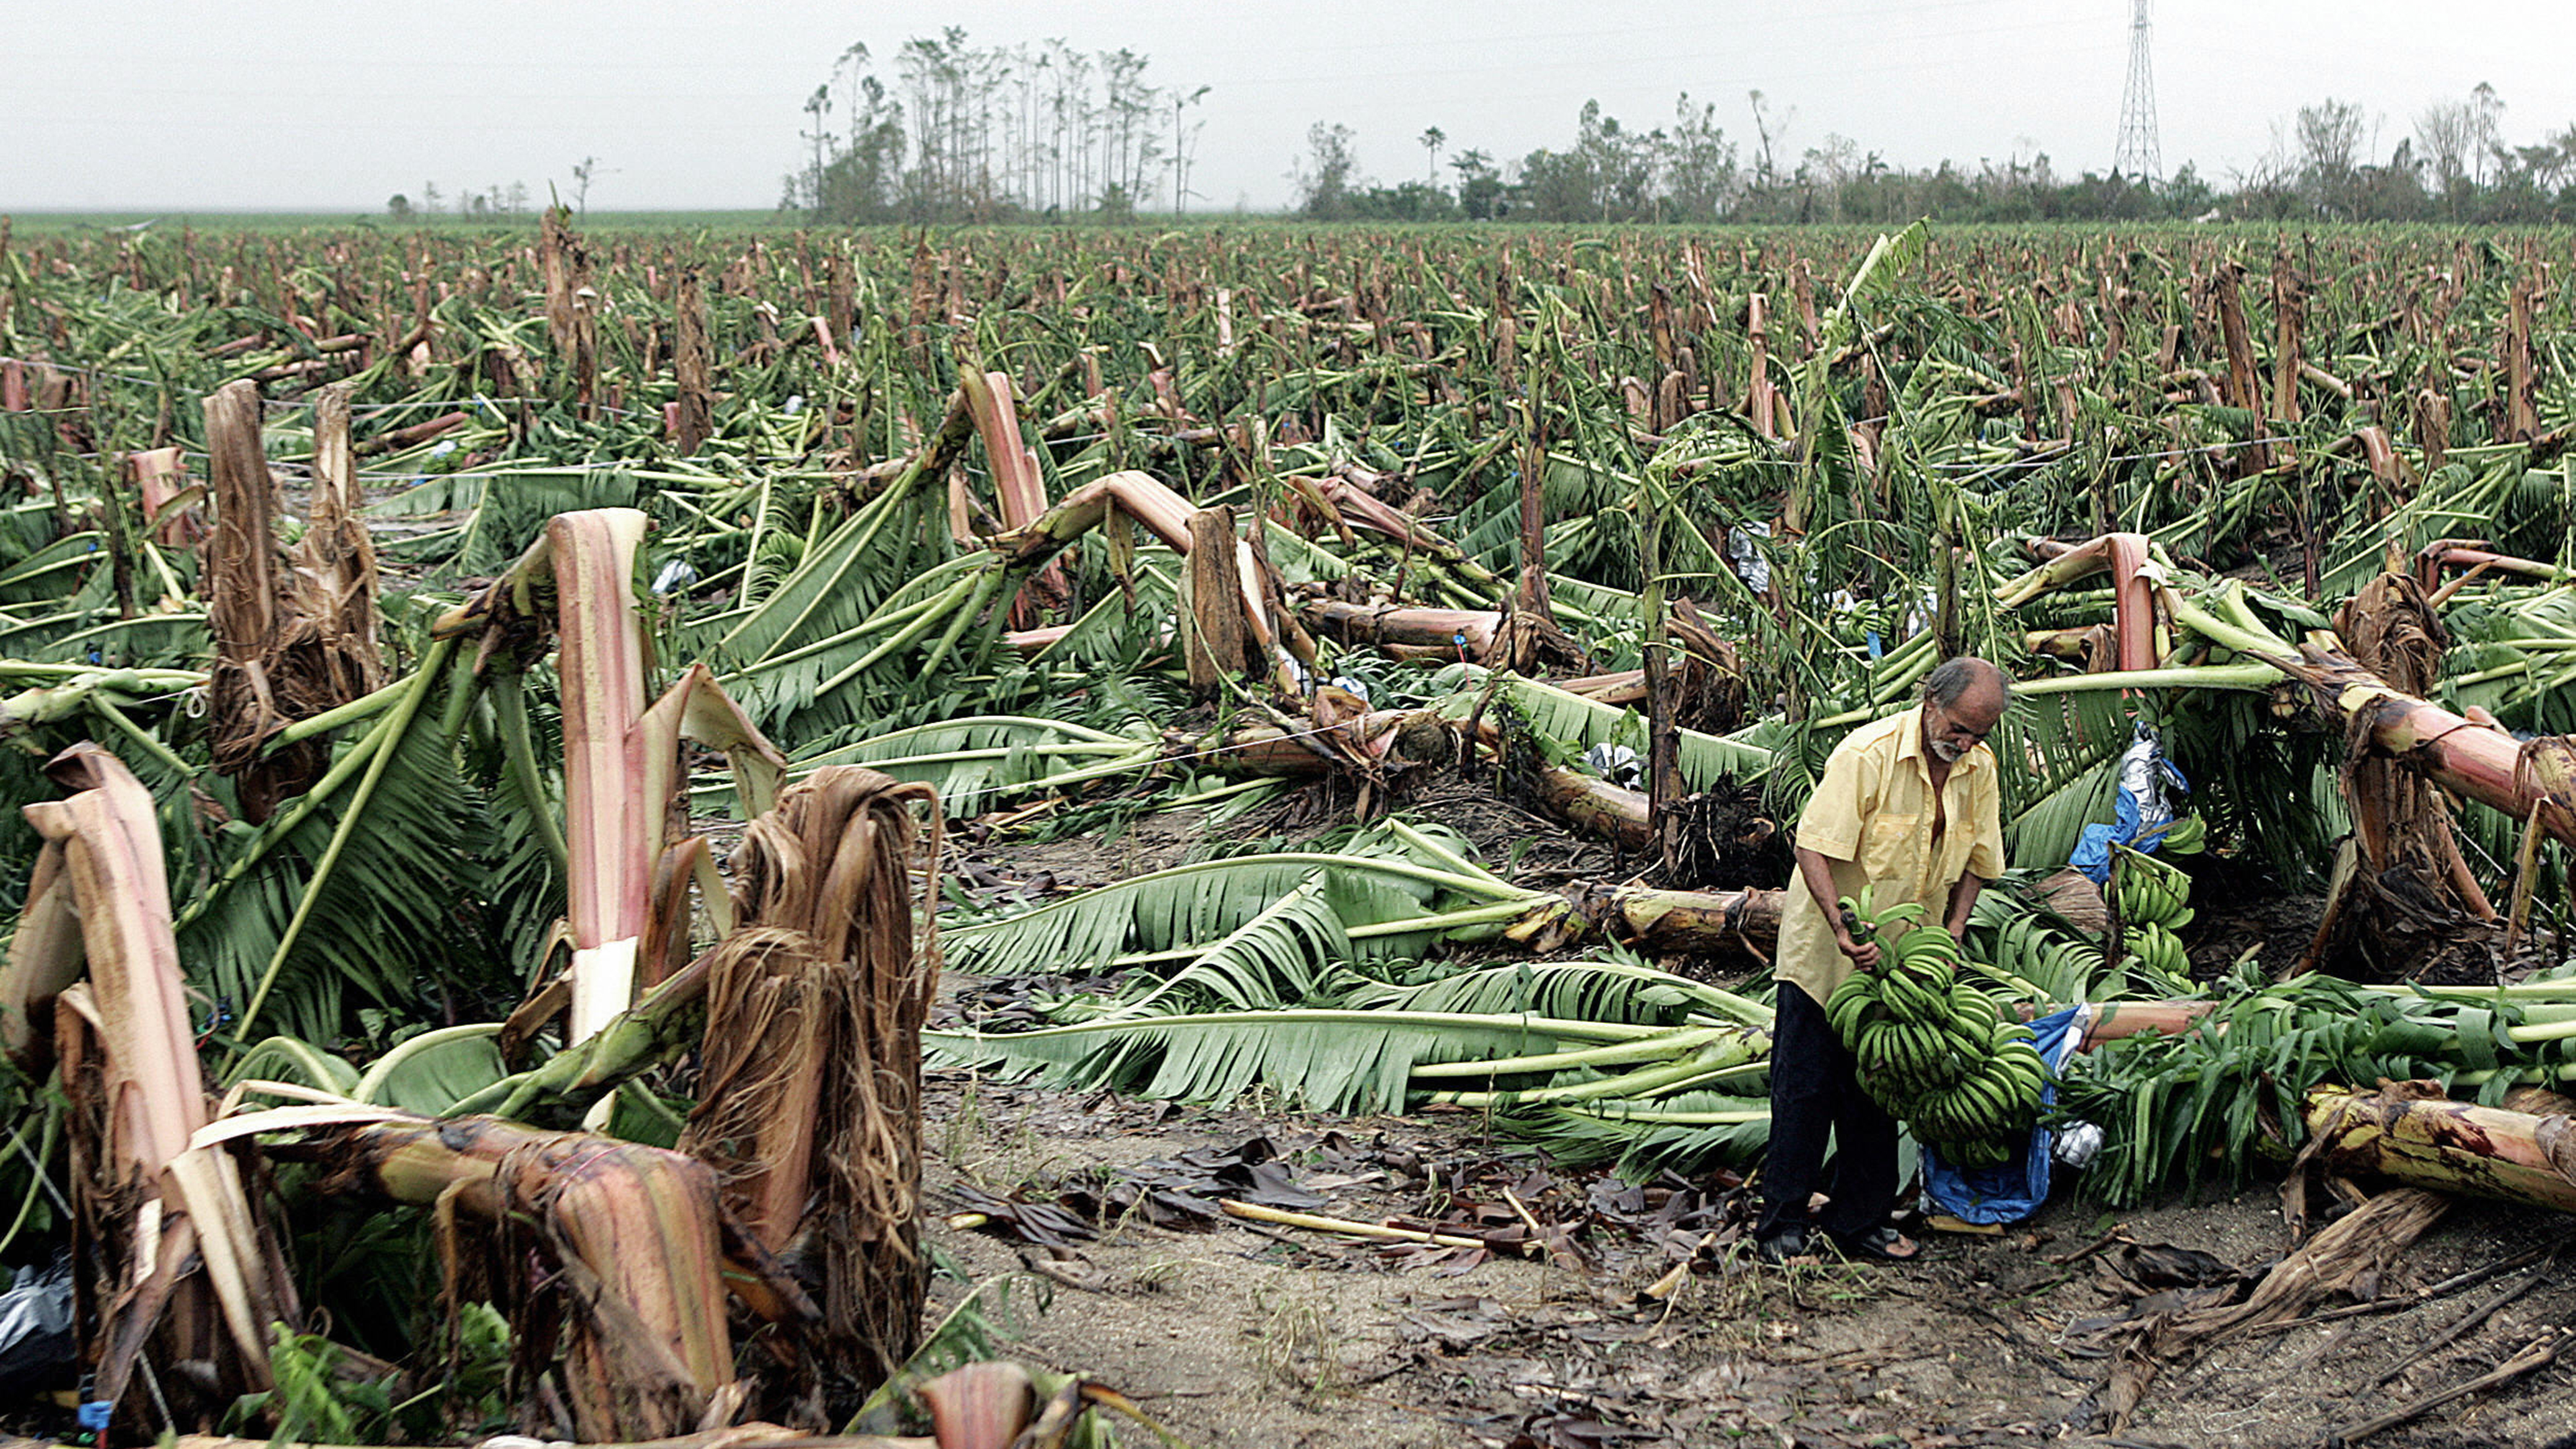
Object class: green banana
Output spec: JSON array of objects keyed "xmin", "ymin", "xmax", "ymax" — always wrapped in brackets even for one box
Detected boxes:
[{"xmin": 1825, "ymin": 895, "xmax": 2049, "ymax": 1161}]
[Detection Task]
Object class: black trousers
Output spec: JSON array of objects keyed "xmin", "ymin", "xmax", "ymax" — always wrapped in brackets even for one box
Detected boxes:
[{"xmin": 1758, "ymin": 979, "xmax": 1900, "ymax": 1242}]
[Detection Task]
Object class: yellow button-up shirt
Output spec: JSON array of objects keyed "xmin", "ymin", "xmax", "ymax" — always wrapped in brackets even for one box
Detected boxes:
[{"xmin": 1775, "ymin": 706, "xmax": 2006, "ymax": 1007}]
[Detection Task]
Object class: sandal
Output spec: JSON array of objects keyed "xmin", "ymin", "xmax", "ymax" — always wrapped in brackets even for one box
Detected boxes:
[
  {"xmin": 1752, "ymin": 1226, "xmax": 1810, "ymax": 1265},
  {"xmin": 1827, "ymin": 1225, "xmax": 1921, "ymax": 1263}
]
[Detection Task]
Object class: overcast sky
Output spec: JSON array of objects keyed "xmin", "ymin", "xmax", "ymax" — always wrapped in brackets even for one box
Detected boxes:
[{"xmin": 6, "ymin": 1, "xmax": 2572, "ymax": 214}]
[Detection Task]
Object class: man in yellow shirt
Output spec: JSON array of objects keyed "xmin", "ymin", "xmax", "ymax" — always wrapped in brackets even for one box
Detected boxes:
[{"xmin": 1756, "ymin": 656, "xmax": 2008, "ymax": 1264}]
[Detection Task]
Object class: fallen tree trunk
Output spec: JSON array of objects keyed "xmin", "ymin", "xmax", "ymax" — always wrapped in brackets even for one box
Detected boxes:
[
  {"xmin": 1001, "ymin": 471, "xmax": 1299, "ymax": 689},
  {"xmin": 2328, "ymin": 671, "xmax": 2576, "ymax": 847},
  {"xmin": 1178, "ymin": 705, "xmax": 1781, "ymax": 894},
  {"xmin": 2413, "ymin": 537, "xmax": 2570, "ymax": 599},
  {"xmin": 2302, "ymin": 1080, "xmax": 2576, "ymax": 1214},
  {"xmin": 1314, "ymin": 468, "xmax": 1456, "ymax": 552},
  {"xmin": 1173, "ymin": 708, "xmax": 1451, "ymax": 779},
  {"xmin": 1177, "ymin": 707, "xmax": 1661, "ymax": 858},
  {"xmin": 2162, "ymin": 577, "xmax": 2576, "ymax": 851},
  {"xmin": 1524, "ymin": 760, "xmax": 1653, "ymax": 850},
  {"xmin": 1553, "ymin": 669, "xmax": 1648, "ymax": 705},
  {"xmin": 350, "ymin": 408, "xmax": 468, "ymax": 458},
  {"xmin": 1566, "ymin": 882, "xmax": 1784, "ymax": 954},
  {"xmin": 1298, "ymin": 599, "xmax": 1498, "ymax": 659}
]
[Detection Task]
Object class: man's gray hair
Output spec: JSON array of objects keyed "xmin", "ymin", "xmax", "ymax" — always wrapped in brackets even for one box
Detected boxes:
[{"xmin": 1923, "ymin": 656, "xmax": 2011, "ymax": 707}]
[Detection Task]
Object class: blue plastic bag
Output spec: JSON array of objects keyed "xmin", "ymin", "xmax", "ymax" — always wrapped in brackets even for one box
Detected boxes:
[
  {"xmin": 2070, "ymin": 726, "xmax": 2189, "ymax": 885},
  {"xmin": 1921, "ymin": 1006, "xmax": 2087, "ymax": 1225}
]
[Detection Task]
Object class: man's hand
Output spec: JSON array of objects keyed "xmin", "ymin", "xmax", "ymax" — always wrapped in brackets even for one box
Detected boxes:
[
  {"xmin": 1799, "ymin": 843, "xmax": 1877, "ymax": 968},
  {"xmin": 1946, "ymin": 874, "xmax": 1988, "ymax": 945},
  {"xmin": 1835, "ymin": 929, "xmax": 1882, "ymax": 970}
]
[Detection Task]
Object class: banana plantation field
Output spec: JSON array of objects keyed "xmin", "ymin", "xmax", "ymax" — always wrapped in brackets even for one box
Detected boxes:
[{"xmin": 7, "ymin": 215, "xmax": 2576, "ymax": 1448}]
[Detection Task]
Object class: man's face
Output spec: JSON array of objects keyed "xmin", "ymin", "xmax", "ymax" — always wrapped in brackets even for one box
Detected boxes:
[{"xmin": 1923, "ymin": 688, "xmax": 2004, "ymax": 764}]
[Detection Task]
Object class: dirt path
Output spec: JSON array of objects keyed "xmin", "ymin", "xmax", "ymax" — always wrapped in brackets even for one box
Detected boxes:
[{"xmin": 922, "ymin": 1073, "xmax": 2576, "ymax": 1449}]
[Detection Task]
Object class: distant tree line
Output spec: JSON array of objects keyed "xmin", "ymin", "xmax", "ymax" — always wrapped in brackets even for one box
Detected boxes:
[
  {"xmin": 2238, "ymin": 86, "xmax": 2576, "ymax": 223},
  {"xmin": 760, "ymin": 40, "xmax": 2576, "ymax": 227},
  {"xmin": 784, "ymin": 30, "xmax": 1211, "ymax": 224},
  {"xmin": 1302, "ymin": 82, "xmax": 2576, "ymax": 225},
  {"xmin": 386, "ymin": 181, "xmax": 535, "ymax": 222}
]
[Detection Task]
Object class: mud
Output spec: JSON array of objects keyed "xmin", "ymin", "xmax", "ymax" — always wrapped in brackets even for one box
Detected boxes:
[{"xmin": 923, "ymin": 1073, "xmax": 2576, "ymax": 1449}]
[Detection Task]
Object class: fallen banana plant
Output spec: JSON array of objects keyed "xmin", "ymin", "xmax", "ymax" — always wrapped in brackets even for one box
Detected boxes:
[
  {"xmin": 939, "ymin": 820, "xmax": 1536, "ymax": 994},
  {"xmin": 240, "ymin": 1105, "xmax": 764, "ymax": 1443},
  {"xmin": 2149, "ymin": 565, "xmax": 2576, "ymax": 851},
  {"xmin": 934, "ymin": 960, "xmax": 1773, "ymax": 1129},
  {"xmin": 931, "ymin": 823, "xmax": 1789, "ymax": 1154},
  {"xmin": 2301, "ymin": 1079, "xmax": 2576, "ymax": 1214},
  {"xmin": 2055, "ymin": 967, "xmax": 2576, "ymax": 1206},
  {"xmin": 6, "ymin": 744, "xmax": 290, "ymax": 1431},
  {"xmin": 711, "ymin": 467, "xmax": 1300, "ymax": 735},
  {"xmin": 939, "ymin": 815, "xmax": 1791, "ymax": 989}
]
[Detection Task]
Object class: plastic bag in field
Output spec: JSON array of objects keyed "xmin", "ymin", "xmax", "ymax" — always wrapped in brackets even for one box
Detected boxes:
[
  {"xmin": 1582, "ymin": 742, "xmax": 1642, "ymax": 789},
  {"xmin": 0, "ymin": 1254, "xmax": 77, "ymax": 1398},
  {"xmin": 2069, "ymin": 724, "xmax": 2188, "ymax": 884},
  {"xmin": 1728, "ymin": 521, "xmax": 1772, "ymax": 593},
  {"xmin": 1921, "ymin": 1004, "xmax": 2089, "ymax": 1225}
]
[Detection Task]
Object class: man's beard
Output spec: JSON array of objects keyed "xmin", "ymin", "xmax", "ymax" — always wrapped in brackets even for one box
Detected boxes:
[{"xmin": 1928, "ymin": 739, "xmax": 1964, "ymax": 764}]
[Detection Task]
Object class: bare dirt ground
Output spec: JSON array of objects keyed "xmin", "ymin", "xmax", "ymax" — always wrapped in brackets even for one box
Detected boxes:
[
  {"xmin": 925, "ymin": 782, "xmax": 2576, "ymax": 1449},
  {"xmin": 922, "ymin": 1073, "xmax": 2576, "ymax": 1449}
]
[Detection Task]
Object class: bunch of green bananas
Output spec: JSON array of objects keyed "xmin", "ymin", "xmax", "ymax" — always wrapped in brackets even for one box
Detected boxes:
[
  {"xmin": 2113, "ymin": 845, "xmax": 2194, "ymax": 929},
  {"xmin": 2151, "ymin": 814, "xmax": 2206, "ymax": 855},
  {"xmin": 2113, "ymin": 843, "xmax": 2195, "ymax": 987},
  {"xmin": 2126, "ymin": 921, "xmax": 2190, "ymax": 982},
  {"xmin": 1824, "ymin": 889, "xmax": 2050, "ymax": 1170}
]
